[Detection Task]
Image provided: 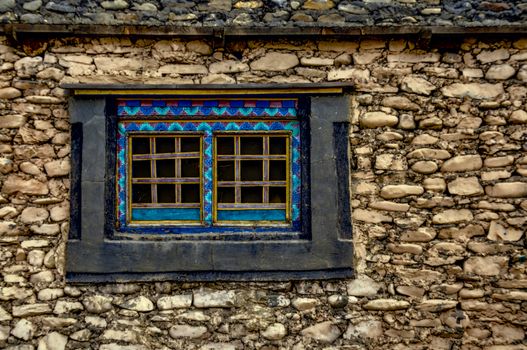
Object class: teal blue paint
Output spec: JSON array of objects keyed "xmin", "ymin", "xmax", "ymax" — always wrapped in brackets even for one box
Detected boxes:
[
  {"xmin": 217, "ymin": 210, "xmax": 286, "ymax": 221},
  {"xmin": 132, "ymin": 208, "xmax": 200, "ymax": 221}
]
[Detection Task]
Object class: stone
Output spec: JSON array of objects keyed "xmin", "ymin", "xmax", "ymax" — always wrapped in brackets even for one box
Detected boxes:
[
  {"xmin": 39, "ymin": 289, "xmax": 64, "ymax": 301},
  {"xmin": 375, "ymin": 154, "xmax": 406, "ymax": 170},
  {"xmin": 510, "ymin": 110, "xmax": 527, "ymax": 124},
  {"xmin": 83, "ymin": 295, "xmax": 113, "ymax": 313},
  {"xmin": 411, "ymin": 161, "xmax": 438, "ymax": 174},
  {"xmin": 486, "ymin": 182, "xmax": 527, "ymax": 198},
  {"xmin": 12, "ymin": 303, "xmax": 52, "ymax": 317},
  {"xmin": 328, "ymin": 68, "xmax": 370, "ymax": 82},
  {"xmin": 300, "ymin": 57, "xmax": 334, "ymax": 66},
  {"xmin": 401, "ymin": 76, "xmax": 436, "ymax": 95},
  {"xmin": 85, "ymin": 316, "xmax": 107, "ymax": 328},
  {"xmin": 407, "ymin": 149, "xmax": 451, "ymax": 159},
  {"xmin": 0, "ymin": 305, "xmax": 12, "ymax": 321},
  {"xmin": 300, "ymin": 321, "xmax": 341, "ymax": 344},
  {"xmin": 487, "ymin": 221, "xmax": 524, "ymax": 241},
  {"xmin": 484, "ymin": 156, "xmax": 514, "ymax": 167},
  {"xmin": 44, "ymin": 160, "xmax": 70, "ymax": 177},
  {"xmin": 464, "ymin": 257, "xmax": 508, "ymax": 276},
  {"xmin": 158, "ymin": 64, "xmax": 207, "ymax": 75},
  {"xmin": 441, "ymin": 155, "xmax": 482, "ymax": 172},
  {"xmin": 194, "ymin": 290, "xmax": 235, "ymax": 308},
  {"xmin": 20, "ymin": 207, "xmax": 49, "ymax": 223},
  {"xmin": 292, "ymin": 298, "xmax": 318, "ymax": 311},
  {"xmin": 401, "ymin": 227, "xmax": 436, "ymax": 242},
  {"xmin": 303, "ymin": 0, "xmax": 334, "ymax": 10},
  {"xmin": 201, "ymin": 74, "xmax": 235, "ymax": 84},
  {"xmin": 30, "ymin": 270, "xmax": 54, "ymax": 284},
  {"xmin": 157, "ymin": 294, "xmax": 192, "ymax": 310},
  {"xmin": 11, "ymin": 320, "xmax": 35, "ymax": 340},
  {"xmin": 441, "ymin": 83, "xmax": 504, "ymax": 99},
  {"xmin": 70, "ymin": 329, "xmax": 91, "ymax": 341},
  {"xmin": 169, "ymin": 325, "xmax": 207, "ymax": 339},
  {"xmin": 37, "ymin": 332, "xmax": 67, "ymax": 350},
  {"xmin": 369, "ymin": 201, "xmax": 409, "ymax": 212},
  {"xmin": 0, "ymin": 87, "xmax": 21, "ymax": 99},
  {"xmin": 261, "ymin": 323, "xmax": 287, "ymax": 340},
  {"xmin": 417, "ymin": 300, "xmax": 457, "ymax": 312},
  {"xmin": 363, "ymin": 299, "xmax": 410, "ymax": 311},
  {"xmin": 485, "ymin": 64, "xmax": 515, "ymax": 80},
  {"xmin": 2, "ymin": 175, "xmax": 48, "ymax": 195},
  {"xmin": 328, "ymin": 294, "xmax": 348, "ymax": 308},
  {"xmin": 381, "ymin": 96, "xmax": 419, "ymax": 111},
  {"xmin": 380, "ymin": 185, "xmax": 424, "ymax": 199},
  {"xmin": 352, "ymin": 209, "xmax": 392, "ymax": 223},
  {"xmin": 99, "ymin": 345, "xmax": 147, "ymax": 350},
  {"xmin": 31, "ymin": 224, "xmax": 60, "ymax": 235},
  {"xmin": 347, "ymin": 276, "xmax": 381, "ymax": 297},
  {"xmin": 432, "ymin": 209, "xmax": 473, "ymax": 224},
  {"xmin": 396, "ymin": 286, "xmax": 425, "ymax": 298},
  {"xmin": 0, "ymin": 115, "xmax": 26, "ymax": 128},
  {"xmin": 209, "ymin": 60, "xmax": 249, "ymax": 74},
  {"xmin": 476, "ymin": 49, "xmax": 510, "ymax": 63},
  {"xmin": 387, "ymin": 52, "xmax": 440, "ymax": 63},
  {"xmin": 490, "ymin": 324, "xmax": 525, "ymax": 342},
  {"xmin": 398, "ymin": 114, "xmax": 416, "ymax": 129},
  {"xmin": 344, "ymin": 320, "xmax": 383, "ymax": 340},
  {"xmin": 14, "ymin": 56, "xmax": 42, "ymax": 77},
  {"xmin": 359, "ymin": 112, "xmax": 398, "ymax": 128},
  {"xmin": 101, "ymin": 0, "xmax": 129, "ymax": 10},
  {"xmin": 119, "ymin": 296, "xmax": 154, "ymax": 312},
  {"xmin": 413, "ymin": 135, "xmax": 439, "ymax": 146},
  {"xmin": 447, "ymin": 177, "xmax": 484, "ymax": 196},
  {"xmin": 250, "ymin": 53, "xmax": 299, "ymax": 71},
  {"xmin": 53, "ymin": 301, "xmax": 83, "ymax": 314},
  {"xmin": 101, "ymin": 330, "xmax": 139, "ymax": 343}
]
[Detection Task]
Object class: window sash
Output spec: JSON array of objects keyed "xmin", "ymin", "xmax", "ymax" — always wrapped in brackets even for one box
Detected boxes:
[{"xmin": 117, "ymin": 120, "xmax": 301, "ymax": 230}]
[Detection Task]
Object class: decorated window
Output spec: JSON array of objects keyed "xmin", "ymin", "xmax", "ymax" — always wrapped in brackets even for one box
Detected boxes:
[
  {"xmin": 116, "ymin": 99, "xmax": 301, "ymax": 232},
  {"xmin": 66, "ymin": 85, "xmax": 353, "ymax": 282}
]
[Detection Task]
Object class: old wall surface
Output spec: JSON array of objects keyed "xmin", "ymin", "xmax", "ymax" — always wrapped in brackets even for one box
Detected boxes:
[{"xmin": 0, "ymin": 35, "xmax": 526, "ymax": 349}]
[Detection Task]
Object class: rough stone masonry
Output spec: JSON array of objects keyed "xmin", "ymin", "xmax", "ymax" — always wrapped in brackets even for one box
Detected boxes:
[{"xmin": 0, "ymin": 34, "xmax": 526, "ymax": 349}]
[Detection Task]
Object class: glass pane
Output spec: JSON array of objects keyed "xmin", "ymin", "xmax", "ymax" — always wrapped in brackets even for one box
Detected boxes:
[
  {"xmin": 217, "ymin": 161, "xmax": 234, "ymax": 181},
  {"xmin": 181, "ymin": 184, "xmax": 200, "ymax": 203},
  {"xmin": 217, "ymin": 137, "xmax": 234, "ymax": 155},
  {"xmin": 132, "ymin": 184, "xmax": 152, "ymax": 203},
  {"xmin": 132, "ymin": 160, "xmax": 151, "ymax": 178},
  {"xmin": 157, "ymin": 184, "xmax": 176, "ymax": 203},
  {"xmin": 156, "ymin": 159, "xmax": 175, "ymax": 177},
  {"xmin": 240, "ymin": 137, "xmax": 263, "ymax": 155},
  {"xmin": 218, "ymin": 187, "xmax": 235, "ymax": 203},
  {"xmin": 241, "ymin": 160, "xmax": 262, "ymax": 181},
  {"xmin": 241, "ymin": 187, "xmax": 263, "ymax": 203},
  {"xmin": 270, "ymin": 137, "xmax": 287, "ymax": 154},
  {"xmin": 269, "ymin": 187, "xmax": 286, "ymax": 203},
  {"xmin": 132, "ymin": 138, "xmax": 150, "ymax": 154},
  {"xmin": 269, "ymin": 160, "xmax": 286, "ymax": 181},
  {"xmin": 181, "ymin": 137, "xmax": 200, "ymax": 152},
  {"xmin": 181, "ymin": 158, "xmax": 200, "ymax": 178},
  {"xmin": 155, "ymin": 137, "xmax": 175, "ymax": 154}
]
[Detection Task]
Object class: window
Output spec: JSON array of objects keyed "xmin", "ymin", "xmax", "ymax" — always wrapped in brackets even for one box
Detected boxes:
[{"xmin": 66, "ymin": 85, "xmax": 353, "ymax": 282}]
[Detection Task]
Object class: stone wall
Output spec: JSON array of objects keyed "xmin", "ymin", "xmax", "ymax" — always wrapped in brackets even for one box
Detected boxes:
[
  {"xmin": 0, "ymin": 0, "xmax": 526, "ymax": 27},
  {"xmin": 0, "ymin": 35, "xmax": 526, "ymax": 349}
]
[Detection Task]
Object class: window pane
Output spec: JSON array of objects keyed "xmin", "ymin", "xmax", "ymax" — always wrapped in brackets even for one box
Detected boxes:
[
  {"xmin": 218, "ymin": 187, "xmax": 235, "ymax": 203},
  {"xmin": 132, "ymin": 160, "xmax": 151, "ymax": 178},
  {"xmin": 181, "ymin": 158, "xmax": 200, "ymax": 178},
  {"xmin": 269, "ymin": 160, "xmax": 286, "ymax": 181},
  {"xmin": 269, "ymin": 187, "xmax": 286, "ymax": 203},
  {"xmin": 157, "ymin": 184, "xmax": 176, "ymax": 203},
  {"xmin": 270, "ymin": 137, "xmax": 287, "ymax": 154},
  {"xmin": 181, "ymin": 137, "xmax": 200, "ymax": 152},
  {"xmin": 241, "ymin": 160, "xmax": 262, "ymax": 181},
  {"xmin": 132, "ymin": 184, "xmax": 152, "ymax": 203},
  {"xmin": 241, "ymin": 187, "xmax": 263, "ymax": 203},
  {"xmin": 132, "ymin": 138, "xmax": 150, "ymax": 154},
  {"xmin": 155, "ymin": 137, "xmax": 175, "ymax": 154},
  {"xmin": 156, "ymin": 159, "xmax": 175, "ymax": 177},
  {"xmin": 181, "ymin": 184, "xmax": 200, "ymax": 203},
  {"xmin": 217, "ymin": 137, "xmax": 234, "ymax": 155},
  {"xmin": 217, "ymin": 161, "xmax": 234, "ymax": 181},
  {"xmin": 240, "ymin": 137, "xmax": 263, "ymax": 155}
]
